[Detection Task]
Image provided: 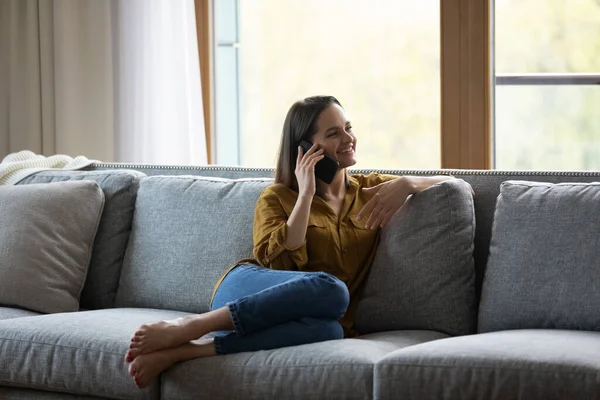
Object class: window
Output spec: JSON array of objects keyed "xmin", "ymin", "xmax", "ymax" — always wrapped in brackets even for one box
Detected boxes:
[
  {"xmin": 215, "ymin": 0, "xmax": 440, "ymax": 169},
  {"xmin": 494, "ymin": 0, "xmax": 600, "ymax": 170}
]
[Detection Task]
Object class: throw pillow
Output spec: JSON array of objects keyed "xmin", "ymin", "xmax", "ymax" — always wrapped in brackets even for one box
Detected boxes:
[
  {"xmin": 478, "ymin": 180, "xmax": 600, "ymax": 332},
  {"xmin": 18, "ymin": 170, "xmax": 145, "ymax": 310},
  {"xmin": 0, "ymin": 181, "xmax": 105, "ymax": 313},
  {"xmin": 354, "ymin": 179, "xmax": 476, "ymax": 336}
]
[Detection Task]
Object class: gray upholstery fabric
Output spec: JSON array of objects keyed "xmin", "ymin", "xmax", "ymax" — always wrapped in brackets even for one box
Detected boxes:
[
  {"xmin": 116, "ymin": 176, "xmax": 272, "ymax": 313},
  {"xmin": 375, "ymin": 329, "xmax": 600, "ymax": 400},
  {"xmin": 89, "ymin": 163, "xmax": 600, "ymax": 301},
  {"xmin": 0, "ymin": 181, "xmax": 104, "ymax": 313},
  {"xmin": 479, "ymin": 181, "xmax": 600, "ymax": 332},
  {"xmin": 87, "ymin": 164, "xmax": 277, "ymax": 180},
  {"xmin": 449, "ymin": 173, "xmax": 600, "ymax": 300},
  {"xmin": 357, "ymin": 329, "xmax": 449, "ymax": 345},
  {"xmin": 0, "ymin": 387, "xmax": 106, "ymax": 400},
  {"xmin": 0, "ymin": 308, "xmax": 187, "ymax": 400},
  {"xmin": 0, "ymin": 307, "xmax": 39, "ymax": 321},
  {"xmin": 161, "ymin": 330, "xmax": 447, "ymax": 400},
  {"xmin": 18, "ymin": 170, "xmax": 145, "ymax": 310},
  {"xmin": 355, "ymin": 180, "xmax": 476, "ymax": 336}
]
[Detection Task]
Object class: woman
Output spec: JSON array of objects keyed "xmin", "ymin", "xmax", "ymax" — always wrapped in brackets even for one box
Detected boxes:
[{"xmin": 125, "ymin": 95, "xmax": 454, "ymax": 388}]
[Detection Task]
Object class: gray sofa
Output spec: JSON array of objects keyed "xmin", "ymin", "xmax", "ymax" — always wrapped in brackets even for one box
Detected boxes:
[{"xmin": 1, "ymin": 163, "xmax": 599, "ymax": 400}]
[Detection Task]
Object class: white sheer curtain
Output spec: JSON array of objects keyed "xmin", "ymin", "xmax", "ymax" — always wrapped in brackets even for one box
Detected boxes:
[
  {"xmin": 0, "ymin": 0, "xmax": 207, "ymax": 165},
  {"xmin": 112, "ymin": 0, "xmax": 206, "ymax": 164}
]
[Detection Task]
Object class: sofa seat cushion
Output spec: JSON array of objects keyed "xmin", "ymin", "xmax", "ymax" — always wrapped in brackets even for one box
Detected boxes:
[
  {"xmin": 0, "ymin": 307, "xmax": 40, "ymax": 321},
  {"xmin": 161, "ymin": 330, "xmax": 447, "ymax": 400},
  {"xmin": 0, "ymin": 387, "xmax": 104, "ymax": 399},
  {"xmin": 375, "ymin": 329, "xmax": 600, "ymax": 400},
  {"xmin": 0, "ymin": 308, "xmax": 188, "ymax": 400}
]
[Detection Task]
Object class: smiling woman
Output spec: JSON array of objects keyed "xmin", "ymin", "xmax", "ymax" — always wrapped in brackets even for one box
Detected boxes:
[
  {"xmin": 275, "ymin": 96, "xmax": 355, "ymax": 192},
  {"xmin": 125, "ymin": 95, "xmax": 453, "ymax": 389}
]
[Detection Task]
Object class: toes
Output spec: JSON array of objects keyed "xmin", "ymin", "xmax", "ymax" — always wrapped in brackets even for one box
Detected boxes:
[
  {"xmin": 128, "ymin": 363, "xmax": 136, "ymax": 377},
  {"xmin": 133, "ymin": 325, "xmax": 148, "ymax": 337},
  {"xmin": 132, "ymin": 373, "xmax": 141, "ymax": 388},
  {"xmin": 129, "ymin": 362, "xmax": 145, "ymax": 388},
  {"xmin": 131, "ymin": 335, "xmax": 143, "ymax": 343},
  {"xmin": 125, "ymin": 350, "xmax": 138, "ymax": 363},
  {"xmin": 130, "ymin": 342, "xmax": 142, "ymax": 349},
  {"xmin": 131, "ymin": 364, "xmax": 146, "ymax": 388}
]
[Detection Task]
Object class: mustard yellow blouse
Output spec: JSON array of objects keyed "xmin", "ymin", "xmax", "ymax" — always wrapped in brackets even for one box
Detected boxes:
[{"xmin": 212, "ymin": 172, "xmax": 397, "ymax": 337}]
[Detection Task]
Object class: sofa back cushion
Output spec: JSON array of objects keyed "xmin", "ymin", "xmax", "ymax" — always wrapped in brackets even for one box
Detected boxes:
[
  {"xmin": 115, "ymin": 176, "xmax": 272, "ymax": 313},
  {"xmin": 354, "ymin": 179, "xmax": 477, "ymax": 336},
  {"xmin": 478, "ymin": 180, "xmax": 600, "ymax": 332},
  {"xmin": 18, "ymin": 170, "xmax": 145, "ymax": 309},
  {"xmin": 0, "ymin": 181, "xmax": 105, "ymax": 313}
]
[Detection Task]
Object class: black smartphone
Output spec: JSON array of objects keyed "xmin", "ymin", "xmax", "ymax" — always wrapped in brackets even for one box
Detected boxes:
[{"xmin": 299, "ymin": 140, "xmax": 339, "ymax": 184}]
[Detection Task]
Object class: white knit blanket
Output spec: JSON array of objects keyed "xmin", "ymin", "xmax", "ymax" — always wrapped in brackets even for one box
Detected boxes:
[{"xmin": 0, "ymin": 150, "xmax": 97, "ymax": 185}]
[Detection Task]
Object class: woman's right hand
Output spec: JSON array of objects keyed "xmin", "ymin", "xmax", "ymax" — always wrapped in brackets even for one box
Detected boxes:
[{"xmin": 295, "ymin": 144, "xmax": 324, "ymax": 198}]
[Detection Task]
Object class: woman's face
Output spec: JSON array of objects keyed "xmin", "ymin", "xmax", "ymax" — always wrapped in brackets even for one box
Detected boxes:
[{"xmin": 311, "ymin": 104, "xmax": 357, "ymax": 169}]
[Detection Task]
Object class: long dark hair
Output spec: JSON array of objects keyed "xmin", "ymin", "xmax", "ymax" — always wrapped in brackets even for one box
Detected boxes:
[{"xmin": 275, "ymin": 95, "xmax": 342, "ymax": 191}]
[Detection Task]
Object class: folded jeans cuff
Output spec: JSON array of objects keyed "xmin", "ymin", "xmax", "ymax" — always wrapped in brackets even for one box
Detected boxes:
[{"xmin": 227, "ymin": 300, "xmax": 246, "ymax": 336}]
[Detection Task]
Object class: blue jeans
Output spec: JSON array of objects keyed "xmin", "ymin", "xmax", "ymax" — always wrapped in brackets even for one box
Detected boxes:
[{"xmin": 210, "ymin": 264, "xmax": 350, "ymax": 355}]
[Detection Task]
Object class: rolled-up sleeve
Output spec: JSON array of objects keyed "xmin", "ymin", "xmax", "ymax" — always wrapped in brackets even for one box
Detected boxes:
[{"xmin": 252, "ymin": 189, "xmax": 308, "ymax": 270}]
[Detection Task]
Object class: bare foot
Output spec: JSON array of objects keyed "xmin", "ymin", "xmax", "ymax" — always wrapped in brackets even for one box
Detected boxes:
[
  {"xmin": 128, "ymin": 339, "xmax": 217, "ymax": 388},
  {"xmin": 126, "ymin": 308, "xmax": 233, "ymax": 362},
  {"xmin": 127, "ymin": 318, "xmax": 194, "ymax": 357},
  {"xmin": 128, "ymin": 351, "xmax": 176, "ymax": 389}
]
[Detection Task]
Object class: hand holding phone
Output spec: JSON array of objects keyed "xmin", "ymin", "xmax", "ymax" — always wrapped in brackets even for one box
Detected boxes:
[
  {"xmin": 295, "ymin": 142, "xmax": 323, "ymax": 197},
  {"xmin": 299, "ymin": 141, "xmax": 339, "ymax": 185}
]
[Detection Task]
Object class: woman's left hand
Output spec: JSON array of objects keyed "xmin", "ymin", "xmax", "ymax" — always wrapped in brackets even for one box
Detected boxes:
[
  {"xmin": 357, "ymin": 176, "xmax": 457, "ymax": 230},
  {"xmin": 357, "ymin": 177, "xmax": 414, "ymax": 230}
]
